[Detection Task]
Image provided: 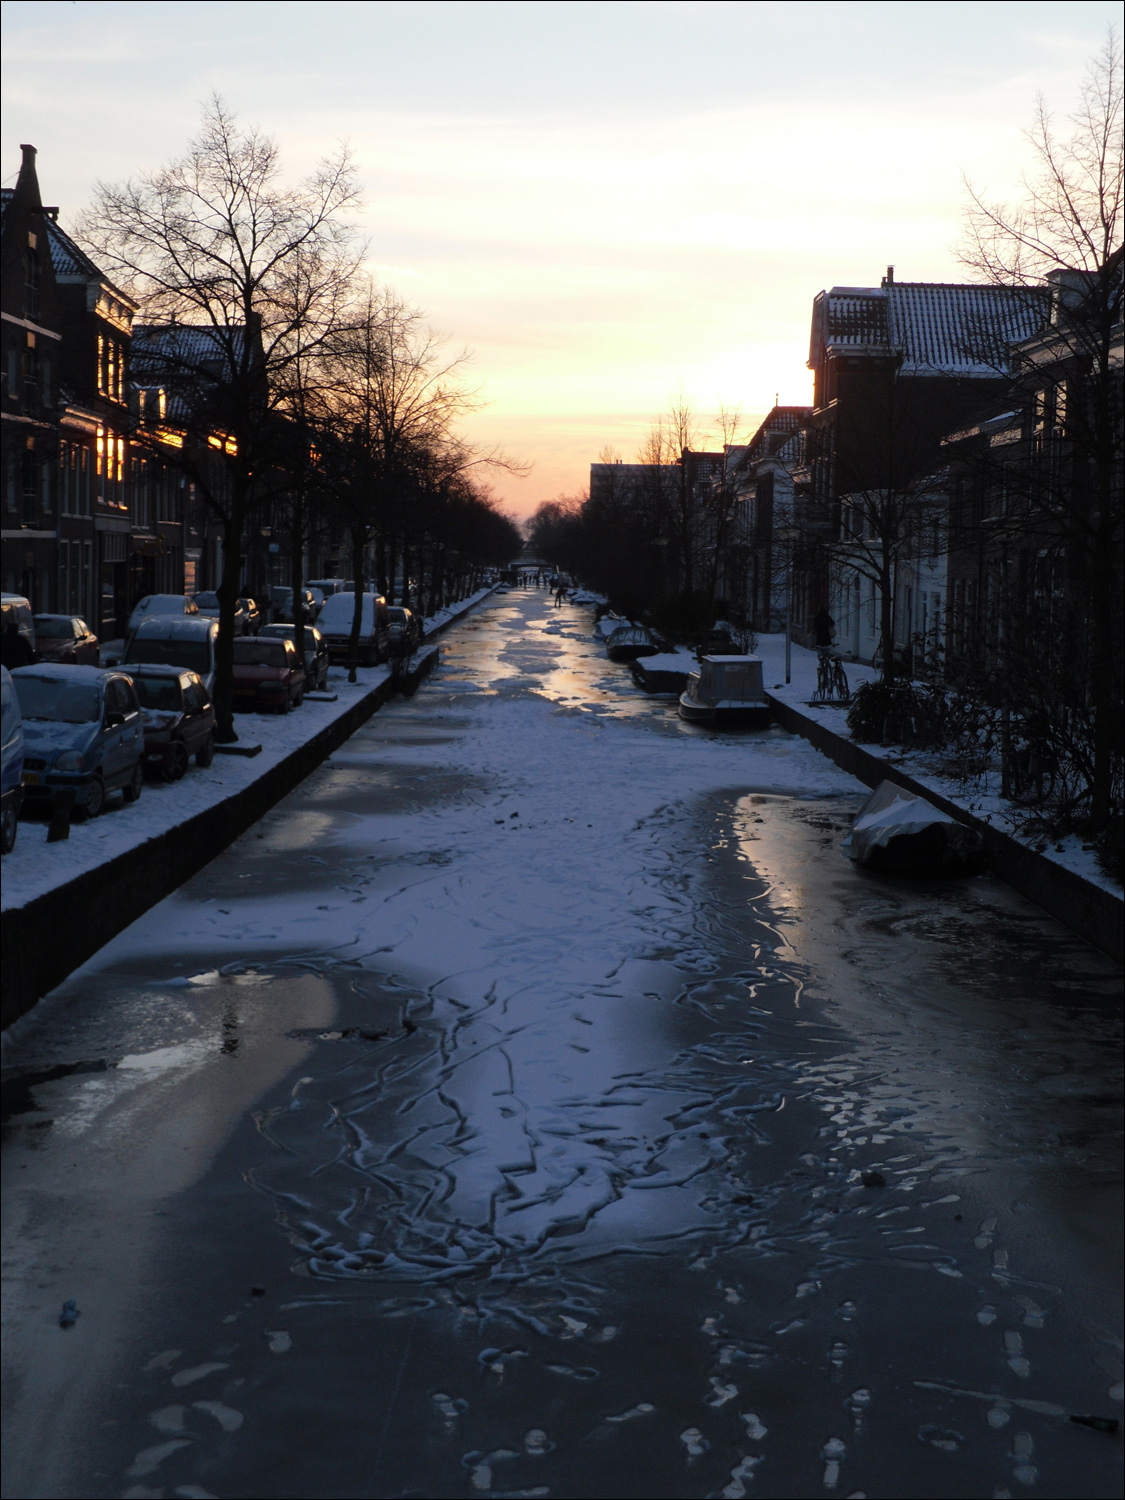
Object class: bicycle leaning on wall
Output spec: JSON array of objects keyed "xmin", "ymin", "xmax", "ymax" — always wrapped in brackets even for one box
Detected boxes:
[{"xmin": 812, "ymin": 647, "xmax": 850, "ymax": 703}]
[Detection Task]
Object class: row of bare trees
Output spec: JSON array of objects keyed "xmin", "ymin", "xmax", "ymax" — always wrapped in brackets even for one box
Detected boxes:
[{"xmin": 78, "ymin": 99, "xmax": 521, "ymax": 741}]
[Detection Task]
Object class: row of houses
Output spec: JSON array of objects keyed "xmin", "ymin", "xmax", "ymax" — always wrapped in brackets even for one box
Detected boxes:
[
  {"xmin": 591, "ymin": 259, "xmax": 1122, "ymax": 673},
  {"xmin": 1, "ymin": 145, "xmax": 330, "ymax": 641}
]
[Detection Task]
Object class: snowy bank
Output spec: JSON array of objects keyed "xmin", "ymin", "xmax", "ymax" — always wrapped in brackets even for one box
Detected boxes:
[
  {"xmin": 754, "ymin": 634, "xmax": 1123, "ymax": 962},
  {"xmin": 1, "ymin": 588, "xmax": 494, "ymax": 1024}
]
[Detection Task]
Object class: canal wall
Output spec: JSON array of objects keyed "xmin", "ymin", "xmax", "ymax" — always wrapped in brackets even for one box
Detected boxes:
[
  {"xmin": 2, "ymin": 594, "xmax": 489, "ymax": 1029},
  {"xmin": 766, "ymin": 692, "xmax": 1124, "ymax": 966}
]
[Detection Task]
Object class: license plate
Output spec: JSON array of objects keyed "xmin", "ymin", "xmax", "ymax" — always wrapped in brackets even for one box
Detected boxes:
[{"xmin": 21, "ymin": 771, "xmax": 41, "ymax": 786}]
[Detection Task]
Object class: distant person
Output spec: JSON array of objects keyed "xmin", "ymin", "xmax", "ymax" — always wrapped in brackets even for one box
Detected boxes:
[
  {"xmin": 1, "ymin": 617, "xmax": 33, "ymax": 668},
  {"xmin": 813, "ymin": 606, "xmax": 835, "ymax": 649}
]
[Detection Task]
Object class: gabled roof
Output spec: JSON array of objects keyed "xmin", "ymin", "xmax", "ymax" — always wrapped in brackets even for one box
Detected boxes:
[
  {"xmin": 2, "ymin": 188, "xmax": 130, "ymax": 293},
  {"xmin": 810, "ymin": 279, "xmax": 1047, "ymax": 377}
]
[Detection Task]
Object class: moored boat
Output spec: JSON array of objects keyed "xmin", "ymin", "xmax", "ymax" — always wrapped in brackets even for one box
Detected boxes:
[
  {"xmin": 678, "ymin": 655, "xmax": 771, "ymax": 727},
  {"xmin": 606, "ymin": 624, "xmax": 659, "ymax": 662},
  {"xmin": 843, "ymin": 780, "xmax": 986, "ymax": 875}
]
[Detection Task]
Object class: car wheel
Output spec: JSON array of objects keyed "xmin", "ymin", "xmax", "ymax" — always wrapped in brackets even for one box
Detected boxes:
[
  {"xmin": 122, "ymin": 760, "xmax": 144, "ymax": 802},
  {"xmin": 293, "ymin": 691, "xmax": 303, "ymax": 709},
  {"xmin": 196, "ymin": 733, "xmax": 215, "ymax": 768},
  {"xmin": 171, "ymin": 743, "xmax": 189, "ymax": 780},
  {"xmin": 279, "ymin": 694, "xmax": 290, "ymax": 714},
  {"xmin": 0, "ymin": 798, "xmax": 17, "ymax": 855},
  {"xmin": 78, "ymin": 775, "xmax": 106, "ymax": 820}
]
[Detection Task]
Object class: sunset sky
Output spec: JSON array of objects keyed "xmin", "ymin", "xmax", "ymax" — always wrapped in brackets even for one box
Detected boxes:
[{"xmin": 2, "ymin": 0, "xmax": 1119, "ymax": 516}]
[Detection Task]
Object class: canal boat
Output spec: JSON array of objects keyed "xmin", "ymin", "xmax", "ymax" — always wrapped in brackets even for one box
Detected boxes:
[
  {"xmin": 678, "ymin": 655, "xmax": 771, "ymax": 728},
  {"xmin": 843, "ymin": 779, "xmax": 985, "ymax": 875},
  {"xmin": 606, "ymin": 624, "xmax": 660, "ymax": 663}
]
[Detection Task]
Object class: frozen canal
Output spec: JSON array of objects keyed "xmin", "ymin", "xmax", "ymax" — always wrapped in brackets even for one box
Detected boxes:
[{"xmin": 3, "ymin": 588, "xmax": 1122, "ymax": 1500}]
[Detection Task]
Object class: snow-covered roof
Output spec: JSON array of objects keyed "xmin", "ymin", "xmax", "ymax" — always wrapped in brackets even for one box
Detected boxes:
[
  {"xmin": 132, "ymin": 324, "xmax": 248, "ymax": 375},
  {"xmin": 810, "ymin": 280, "xmax": 1048, "ymax": 377}
]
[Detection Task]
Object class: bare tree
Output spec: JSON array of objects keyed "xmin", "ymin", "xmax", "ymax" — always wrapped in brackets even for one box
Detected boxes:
[
  {"xmin": 79, "ymin": 97, "xmax": 362, "ymax": 740},
  {"xmin": 960, "ymin": 32, "xmax": 1124, "ymax": 826}
]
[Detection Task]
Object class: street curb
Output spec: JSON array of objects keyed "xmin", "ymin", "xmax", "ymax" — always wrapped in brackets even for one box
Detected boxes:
[
  {"xmin": 766, "ymin": 692, "xmax": 1124, "ymax": 965},
  {"xmin": 1, "ymin": 592, "xmax": 491, "ymax": 1029}
]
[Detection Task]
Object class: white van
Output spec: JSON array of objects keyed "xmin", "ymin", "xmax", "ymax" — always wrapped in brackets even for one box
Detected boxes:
[
  {"xmin": 316, "ymin": 592, "xmax": 389, "ymax": 666},
  {"xmin": 121, "ymin": 616, "xmax": 220, "ymax": 698}
]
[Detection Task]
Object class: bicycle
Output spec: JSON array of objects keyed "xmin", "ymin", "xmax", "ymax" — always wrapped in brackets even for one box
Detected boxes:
[{"xmin": 813, "ymin": 648, "xmax": 850, "ymax": 703}]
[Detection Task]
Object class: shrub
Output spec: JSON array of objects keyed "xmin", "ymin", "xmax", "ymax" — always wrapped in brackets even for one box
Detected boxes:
[{"xmin": 847, "ymin": 679, "xmax": 946, "ymax": 748}]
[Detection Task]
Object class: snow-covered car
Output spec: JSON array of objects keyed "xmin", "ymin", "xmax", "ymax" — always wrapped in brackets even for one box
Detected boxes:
[
  {"xmin": 32, "ymin": 615, "xmax": 100, "ymax": 665},
  {"xmin": 192, "ymin": 591, "xmax": 249, "ymax": 634},
  {"xmin": 259, "ymin": 623, "xmax": 330, "ymax": 690},
  {"xmin": 1, "ymin": 666, "xmax": 24, "ymax": 853},
  {"xmin": 269, "ymin": 586, "xmax": 320, "ymax": 625},
  {"xmin": 231, "ymin": 636, "xmax": 305, "ymax": 713},
  {"xmin": 126, "ymin": 594, "xmax": 198, "ymax": 634},
  {"xmin": 239, "ymin": 596, "xmax": 263, "ymax": 634},
  {"xmin": 386, "ymin": 606, "xmax": 420, "ymax": 653},
  {"xmin": 11, "ymin": 664, "xmax": 144, "ymax": 819},
  {"xmin": 307, "ymin": 578, "xmax": 346, "ymax": 598},
  {"xmin": 121, "ymin": 617, "xmax": 219, "ymax": 700},
  {"xmin": 316, "ymin": 592, "xmax": 389, "ymax": 666},
  {"xmin": 129, "ymin": 665, "xmax": 216, "ymax": 780}
]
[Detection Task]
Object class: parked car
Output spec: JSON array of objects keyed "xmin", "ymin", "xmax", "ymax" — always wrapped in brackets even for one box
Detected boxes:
[
  {"xmin": 259, "ymin": 623, "xmax": 330, "ymax": 690},
  {"xmin": 269, "ymin": 586, "xmax": 320, "ymax": 625},
  {"xmin": 231, "ymin": 636, "xmax": 305, "ymax": 712},
  {"xmin": 12, "ymin": 664, "xmax": 145, "ymax": 819},
  {"xmin": 316, "ymin": 591, "xmax": 389, "ymax": 666},
  {"xmin": 31, "ymin": 615, "xmax": 100, "ymax": 664},
  {"xmin": 307, "ymin": 578, "xmax": 346, "ymax": 598},
  {"xmin": 192, "ymin": 591, "xmax": 249, "ymax": 634},
  {"xmin": 386, "ymin": 606, "xmax": 421, "ymax": 653},
  {"xmin": 129, "ymin": 665, "xmax": 216, "ymax": 780},
  {"xmin": 127, "ymin": 593, "xmax": 198, "ymax": 635},
  {"xmin": 239, "ymin": 596, "xmax": 263, "ymax": 634},
  {"xmin": 1, "ymin": 594, "xmax": 36, "ymax": 668},
  {"xmin": 1, "ymin": 666, "xmax": 24, "ymax": 853},
  {"xmin": 121, "ymin": 616, "xmax": 220, "ymax": 699}
]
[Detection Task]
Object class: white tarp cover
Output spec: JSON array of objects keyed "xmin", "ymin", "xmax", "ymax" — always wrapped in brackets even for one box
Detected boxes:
[{"xmin": 843, "ymin": 779, "xmax": 958, "ymax": 863}]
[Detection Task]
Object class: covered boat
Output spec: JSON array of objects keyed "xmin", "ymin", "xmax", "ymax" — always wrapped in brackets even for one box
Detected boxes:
[
  {"xmin": 843, "ymin": 780, "xmax": 985, "ymax": 875},
  {"xmin": 606, "ymin": 624, "xmax": 659, "ymax": 662},
  {"xmin": 678, "ymin": 655, "xmax": 771, "ymax": 727}
]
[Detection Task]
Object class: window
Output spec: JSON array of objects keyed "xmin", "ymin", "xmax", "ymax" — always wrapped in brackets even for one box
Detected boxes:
[{"xmin": 25, "ymin": 241, "xmax": 40, "ymax": 319}]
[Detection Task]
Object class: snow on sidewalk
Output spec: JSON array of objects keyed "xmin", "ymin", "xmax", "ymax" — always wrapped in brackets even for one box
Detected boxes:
[{"xmin": 2, "ymin": 588, "xmax": 493, "ymax": 914}]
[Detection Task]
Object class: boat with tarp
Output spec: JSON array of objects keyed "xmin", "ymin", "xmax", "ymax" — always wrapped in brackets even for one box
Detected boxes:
[{"xmin": 843, "ymin": 780, "xmax": 986, "ymax": 875}]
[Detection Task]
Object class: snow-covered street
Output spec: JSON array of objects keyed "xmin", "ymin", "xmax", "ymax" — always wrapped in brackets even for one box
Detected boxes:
[{"xmin": 3, "ymin": 587, "xmax": 1121, "ymax": 1499}]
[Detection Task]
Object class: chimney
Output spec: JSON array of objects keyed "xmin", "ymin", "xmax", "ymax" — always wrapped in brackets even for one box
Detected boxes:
[{"xmin": 885, "ymin": 265, "xmax": 894, "ymax": 285}]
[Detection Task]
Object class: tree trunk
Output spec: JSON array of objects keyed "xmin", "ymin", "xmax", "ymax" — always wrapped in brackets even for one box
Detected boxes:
[
  {"xmin": 879, "ymin": 551, "xmax": 895, "ymax": 685},
  {"xmin": 347, "ymin": 527, "xmax": 365, "ymax": 683},
  {"xmin": 213, "ymin": 499, "xmax": 246, "ymax": 742},
  {"xmin": 290, "ymin": 490, "xmax": 306, "ymax": 684}
]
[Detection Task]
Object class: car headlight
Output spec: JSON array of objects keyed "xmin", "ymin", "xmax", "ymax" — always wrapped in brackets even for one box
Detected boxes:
[{"xmin": 54, "ymin": 750, "xmax": 85, "ymax": 772}]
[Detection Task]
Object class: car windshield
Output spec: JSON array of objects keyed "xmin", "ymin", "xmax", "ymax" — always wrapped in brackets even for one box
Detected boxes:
[
  {"xmin": 194, "ymin": 593, "xmax": 220, "ymax": 609},
  {"xmin": 126, "ymin": 640, "xmax": 211, "ymax": 673},
  {"xmin": 14, "ymin": 676, "xmax": 100, "ymax": 723},
  {"xmin": 33, "ymin": 618, "xmax": 76, "ymax": 638},
  {"xmin": 233, "ymin": 639, "xmax": 288, "ymax": 667},
  {"xmin": 132, "ymin": 676, "xmax": 183, "ymax": 711}
]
